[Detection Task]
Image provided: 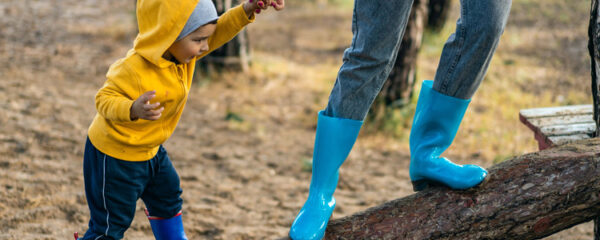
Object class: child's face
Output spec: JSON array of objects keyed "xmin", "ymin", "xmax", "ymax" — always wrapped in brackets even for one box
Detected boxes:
[{"xmin": 167, "ymin": 23, "xmax": 217, "ymax": 64}]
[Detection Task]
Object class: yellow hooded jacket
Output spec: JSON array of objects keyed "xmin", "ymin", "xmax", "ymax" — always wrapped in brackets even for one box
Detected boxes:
[{"xmin": 88, "ymin": 0, "xmax": 254, "ymax": 161}]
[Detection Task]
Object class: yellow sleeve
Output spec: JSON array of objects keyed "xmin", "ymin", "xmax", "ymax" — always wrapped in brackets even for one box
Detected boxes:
[
  {"xmin": 95, "ymin": 62, "xmax": 138, "ymax": 122},
  {"xmin": 196, "ymin": 4, "xmax": 255, "ymax": 59}
]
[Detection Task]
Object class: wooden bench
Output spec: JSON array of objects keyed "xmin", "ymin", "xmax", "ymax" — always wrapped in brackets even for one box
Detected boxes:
[
  {"xmin": 519, "ymin": 104, "xmax": 596, "ymax": 150},
  {"xmin": 519, "ymin": 104, "xmax": 598, "ymax": 239}
]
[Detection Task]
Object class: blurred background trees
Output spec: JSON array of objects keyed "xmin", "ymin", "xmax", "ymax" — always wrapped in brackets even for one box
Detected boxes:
[
  {"xmin": 196, "ymin": 0, "xmax": 251, "ymax": 81},
  {"xmin": 198, "ymin": 0, "xmax": 453, "ymax": 130}
]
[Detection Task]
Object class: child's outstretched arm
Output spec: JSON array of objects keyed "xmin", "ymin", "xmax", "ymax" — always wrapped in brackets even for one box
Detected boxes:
[{"xmin": 195, "ymin": 0, "xmax": 285, "ymax": 60}]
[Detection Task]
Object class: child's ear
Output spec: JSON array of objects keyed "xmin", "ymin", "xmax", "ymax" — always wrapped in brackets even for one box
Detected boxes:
[{"xmin": 162, "ymin": 49, "xmax": 175, "ymax": 62}]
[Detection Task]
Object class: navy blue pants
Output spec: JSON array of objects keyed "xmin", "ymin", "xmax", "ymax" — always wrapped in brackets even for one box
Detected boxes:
[{"xmin": 82, "ymin": 137, "xmax": 183, "ymax": 240}]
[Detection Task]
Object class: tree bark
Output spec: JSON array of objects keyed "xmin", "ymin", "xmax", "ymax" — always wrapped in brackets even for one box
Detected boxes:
[
  {"xmin": 590, "ymin": 0, "xmax": 600, "ymax": 137},
  {"xmin": 596, "ymin": 219, "xmax": 600, "ymax": 240},
  {"xmin": 589, "ymin": 1, "xmax": 600, "ymax": 238},
  {"xmin": 323, "ymin": 138, "xmax": 600, "ymax": 240}
]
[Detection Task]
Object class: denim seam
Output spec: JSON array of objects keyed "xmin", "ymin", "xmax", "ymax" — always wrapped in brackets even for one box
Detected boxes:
[
  {"xmin": 350, "ymin": 0, "xmax": 358, "ymax": 50},
  {"xmin": 440, "ymin": 0, "xmax": 468, "ymax": 94},
  {"xmin": 335, "ymin": 0, "xmax": 359, "ymax": 119}
]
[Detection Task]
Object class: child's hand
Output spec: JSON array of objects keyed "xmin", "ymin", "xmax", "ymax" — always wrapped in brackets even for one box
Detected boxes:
[
  {"xmin": 130, "ymin": 90, "xmax": 164, "ymax": 121},
  {"xmin": 244, "ymin": 0, "xmax": 281, "ymax": 16}
]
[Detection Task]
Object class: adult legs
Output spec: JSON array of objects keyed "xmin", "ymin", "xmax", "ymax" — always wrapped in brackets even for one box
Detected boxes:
[
  {"xmin": 409, "ymin": 0, "xmax": 512, "ymax": 190},
  {"xmin": 290, "ymin": 1, "xmax": 414, "ymax": 239}
]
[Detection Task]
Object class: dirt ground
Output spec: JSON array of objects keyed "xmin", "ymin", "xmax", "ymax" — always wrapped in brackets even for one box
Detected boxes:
[{"xmin": 0, "ymin": 0, "xmax": 595, "ymax": 239}]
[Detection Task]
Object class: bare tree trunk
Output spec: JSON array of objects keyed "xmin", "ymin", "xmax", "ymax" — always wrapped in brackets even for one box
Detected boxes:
[
  {"xmin": 322, "ymin": 138, "xmax": 600, "ymax": 240},
  {"xmin": 427, "ymin": 0, "xmax": 452, "ymax": 31},
  {"xmin": 196, "ymin": 0, "xmax": 251, "ymax": 80},
  {"xmin": 368, "ymin": 0, "xmax": 451, "ymax": 125},
  {"xmin": 589, "ymin": 1, "xmax": 600, "ymax": 238},
  {"xmin": 596, "ymin": 220, "xmax": 600, "ymax": 240},
  {"xmin": 591, "ymin": 0, "xmax": 600, "ymax": 138}
]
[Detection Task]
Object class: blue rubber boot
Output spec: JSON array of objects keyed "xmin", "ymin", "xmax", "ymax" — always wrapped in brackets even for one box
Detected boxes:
[
  {"xmin": 409, "ymin": 80, "xmax": 487, "ymax": 191},
  {"xmin": 146, "ymin": 209, "xmax": 188, "ymax": 240},
  {"xmin": 289, "ymin": 111, "xmax": 363, "ymax": 240}
]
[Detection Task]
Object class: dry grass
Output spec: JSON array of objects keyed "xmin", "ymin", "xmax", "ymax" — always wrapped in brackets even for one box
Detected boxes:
[
  {"xmin": 253, "ymin": 0, "xmax": 596, "ymax": 238},
  {"xmin": 184, "ymin": 0, "xmax": 599, "ymax": 237},
  {"xmin": 379, "ymin": 0, "xmax": 594, "ymax": 165},
  {"xmin": 0, "ymin": 0, "xmax": 595, "ymax": 239}
]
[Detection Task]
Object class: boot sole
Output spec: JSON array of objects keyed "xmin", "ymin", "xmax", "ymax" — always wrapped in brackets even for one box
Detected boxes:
[
  {"xmin": 411, "ymin": 179, "xmax": 446, "ymax": 192},
  {"xmin": 412, "ymin": 178, "xmax": 486, "ymax": 192},
  {"xmin": 288, "ymin": 214, "xmax": 334, "ymax": 240}
]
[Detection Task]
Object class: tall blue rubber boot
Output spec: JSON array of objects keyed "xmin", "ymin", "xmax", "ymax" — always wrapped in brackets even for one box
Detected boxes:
[
  {"xmin": 289, "ymin": 111, "xmax": 363, "ymax": 240},
  {"xmin": 146, "ymin": 209, "xmax": 188, "ymax": 240},
  {"xmin": 409, "ymin": 80, "xmax": 487, "ymax": 191}
]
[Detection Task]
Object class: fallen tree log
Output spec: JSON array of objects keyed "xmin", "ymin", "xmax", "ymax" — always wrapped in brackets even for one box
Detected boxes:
[{"xmin": 322, "ymin": 138, "xmax": 600, "ymax": 240}]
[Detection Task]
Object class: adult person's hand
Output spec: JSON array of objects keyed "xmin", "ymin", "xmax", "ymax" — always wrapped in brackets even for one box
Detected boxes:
[{"xmin": 270, "ymin": 0, "xmax": 284, "ymax": 10}]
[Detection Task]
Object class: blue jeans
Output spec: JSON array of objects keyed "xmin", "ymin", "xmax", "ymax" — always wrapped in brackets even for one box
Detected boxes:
[{"xmin": 324, "ymin": 0, "xmax": 512, "ymax": 120}]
